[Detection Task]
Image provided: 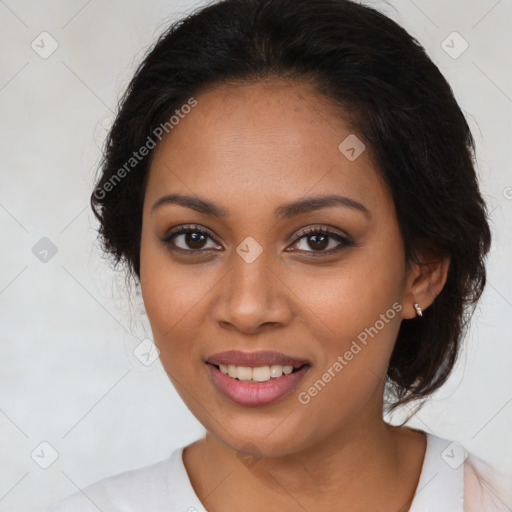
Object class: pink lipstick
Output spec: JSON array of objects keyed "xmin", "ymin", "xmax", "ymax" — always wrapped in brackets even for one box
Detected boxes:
[{"xmin": 205, "ymin": 350, "xmax": 311, "ymax": 407}]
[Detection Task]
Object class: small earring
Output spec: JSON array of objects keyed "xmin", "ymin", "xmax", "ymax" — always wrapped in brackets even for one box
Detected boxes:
[{"xmin": 413, "ymin": 302, "xmax": 423, "ymax": 317}]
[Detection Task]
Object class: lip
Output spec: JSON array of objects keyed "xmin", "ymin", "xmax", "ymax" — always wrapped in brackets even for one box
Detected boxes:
[
  {"xmin": 205, "ymin": 350, "xmax": 309, "ymax": 367},
  {"xmin": 206, "ymin": 363, "xmax": 311, "ymax": 407}
]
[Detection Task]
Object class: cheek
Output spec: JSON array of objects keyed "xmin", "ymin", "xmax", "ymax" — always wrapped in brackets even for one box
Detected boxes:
[
  {"xmin": 291, "ymin": 238, "xmax": 404, "ymax": 341},
  {"xmin": 291, "ymin": 268, "xmax": 402, "ymax": 382},
  {"xmin": 288, "ymin": 227, "xmax": 405, "ymax": 389},
  {"xmin": 290, "ymin": 268, "xmax": 403, "ymax": 434},
  {"xmin": 139, "ymin": 233, "xmax": 209, "ymax": 358},
  {"xmin": 141, "ymin": 268, "xmax": 209, "ymax": 349}
]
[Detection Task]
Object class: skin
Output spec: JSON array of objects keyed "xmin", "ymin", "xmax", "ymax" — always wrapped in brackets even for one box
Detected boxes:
[{"xmin": 139, "ymin": 79, "xmax": 450, "ymax": 512}]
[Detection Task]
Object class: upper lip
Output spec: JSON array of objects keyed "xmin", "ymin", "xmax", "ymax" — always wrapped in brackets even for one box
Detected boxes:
[{"xmin": 205, "ymin": 350, "xmax": 310, "ymax": 368}]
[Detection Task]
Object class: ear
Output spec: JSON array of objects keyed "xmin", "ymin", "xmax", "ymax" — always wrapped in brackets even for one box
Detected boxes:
[{"xmin": 401, "ymin": 250, "xmax": 450, "ymax": 319}]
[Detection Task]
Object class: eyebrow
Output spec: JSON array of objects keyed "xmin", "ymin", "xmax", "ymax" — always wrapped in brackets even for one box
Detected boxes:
[{"xmin": 151, "ymin": 193, "xmax": 370, "ymax": 220}]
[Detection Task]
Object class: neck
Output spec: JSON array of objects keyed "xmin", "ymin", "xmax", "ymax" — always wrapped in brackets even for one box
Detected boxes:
[{"xmin": 184, "ymin": 412, "xmax": 425, "ymax": 512}]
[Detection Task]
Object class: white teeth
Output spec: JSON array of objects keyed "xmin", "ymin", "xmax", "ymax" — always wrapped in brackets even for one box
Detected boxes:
[
  {"xmin": 216, "ymin": 364, "xmax": 300, "ymax": 382},
  {"xmin": 270, "ymin": 364, "xmax": 282, "ymax": 378},
  {"xmin": 252, "ymin": 366, "xmax": 270, "ymax": 382},
  {"xmin": 282, "ymin": 365, "xmax": 293, "ymax": 375},
  {"xmin": 237, "ymin": 366, "xmax": 253, "ymax": 381}
]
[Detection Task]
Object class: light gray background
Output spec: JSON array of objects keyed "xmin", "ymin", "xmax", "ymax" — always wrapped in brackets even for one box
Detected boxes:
[{"xmin": 0, "ymin": 1, "xmax": 511, "ymax": 511}]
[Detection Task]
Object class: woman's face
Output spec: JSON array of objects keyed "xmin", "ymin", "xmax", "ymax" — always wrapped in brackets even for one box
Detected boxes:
[{"xmin": 140, "ymin": 81, "xmax": 416, "ymax": 456}]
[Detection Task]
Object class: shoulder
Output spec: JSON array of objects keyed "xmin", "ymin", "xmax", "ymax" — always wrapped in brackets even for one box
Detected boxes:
[
  {"xmin": 44, "ymin": 450, "xmax": 180, "ymax": 512},
  {"xmin": 463, "ymin": 453, "xmax": 512, "ymax": 512},
  {"xmin": 407, "ymin": 431, "xmax": 511, "ymax": 512}
]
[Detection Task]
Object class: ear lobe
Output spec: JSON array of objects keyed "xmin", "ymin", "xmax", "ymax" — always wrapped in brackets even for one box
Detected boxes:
[{"xmin": 402, "ymin": 254, "xmax": 450, "ymax": 319}]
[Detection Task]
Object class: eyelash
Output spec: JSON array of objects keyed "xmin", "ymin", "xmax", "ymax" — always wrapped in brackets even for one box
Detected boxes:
[{"xmin": 160, "ymin": 224, "xmax": 354, "ymax": 257}]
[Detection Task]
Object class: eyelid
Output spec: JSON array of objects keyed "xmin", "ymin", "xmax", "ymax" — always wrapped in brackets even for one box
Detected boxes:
[
  {"xmin": 160, "ymin": 224, "xmax": 220, "ymax": 247},
  {"xmin": 162, "ymin": 223, "xmax": 349, "ymax": 242},
  {"xmin": 286, "ymin": 225, "xmax": 353, "ymax": 254},
  {"xmin": 160, "ymin": 223, "xmax": 353, "ymax": 254},
  {"xmin": 290, "ymin": 224, "xmax": 350, "ymax": 243},
  {"xmin": 164, "ymin": 223, "xmax": 215, "ymax": 239}
]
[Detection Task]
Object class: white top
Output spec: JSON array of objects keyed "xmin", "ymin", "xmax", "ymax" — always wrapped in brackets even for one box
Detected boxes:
[{"xmin": 45, "ymin": 433, "xmax": 510, "ymax": 512}]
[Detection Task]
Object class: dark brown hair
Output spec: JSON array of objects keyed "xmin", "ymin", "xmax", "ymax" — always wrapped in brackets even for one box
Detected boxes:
[{"xmin": 90, "ymin": 0, "xmax": 491, "ymax": 411}]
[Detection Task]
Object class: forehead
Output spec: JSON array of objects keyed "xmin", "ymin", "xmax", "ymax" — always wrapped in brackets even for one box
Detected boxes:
[{"xmin": 145, "ymin": 81, "xmax": 390, "ymax": 214}]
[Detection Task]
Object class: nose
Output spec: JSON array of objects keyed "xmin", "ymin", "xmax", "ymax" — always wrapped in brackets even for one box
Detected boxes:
[{"xmin": 211, "ymin": 247, "xmax": 294, "ymax": 334}]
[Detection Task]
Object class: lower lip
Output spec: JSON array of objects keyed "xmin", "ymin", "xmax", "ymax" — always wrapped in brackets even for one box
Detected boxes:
[{"xmin": 206, "ymin": 364, "xmax": 310, "ymax": 407}]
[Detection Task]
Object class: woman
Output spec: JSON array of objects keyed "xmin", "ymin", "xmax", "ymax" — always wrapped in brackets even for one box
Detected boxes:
[{"xmin": 46, "ymin": 0, "xmax": 510, "ymax": 510}]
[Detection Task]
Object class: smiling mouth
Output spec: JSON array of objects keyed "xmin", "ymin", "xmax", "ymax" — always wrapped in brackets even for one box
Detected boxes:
[
  {"xmin": 206, "ymin": 361, "xmax": 311, "ymax": 407},
  {"xmin": 205, "ymin": 349, "xmax": 311, "ymax": 384},
  {"xmin": 206, "ymin": 362, "xmax": 309, "ymax": 383}
]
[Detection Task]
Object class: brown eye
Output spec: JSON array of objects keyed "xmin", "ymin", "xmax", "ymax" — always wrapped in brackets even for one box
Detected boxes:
[
  {"xmin": 161, "ymin": 225, "xmax": 221, "ymax": 252},
  {"xmin": 291, "ymin": 227, "xmax": 353, "ymax": 254},
  {"xmin": 181, "ymin": 231, "xmax": 208, "ymax": 249},
  {"xmin": 304, "ymin": 233, "xmax": 329, "ymax": 251}
]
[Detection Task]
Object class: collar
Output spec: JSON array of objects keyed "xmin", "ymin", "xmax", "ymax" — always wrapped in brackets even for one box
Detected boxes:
[
  {"xmin": 172, "ymin": 432, "xmax": 465, "ymax": 512},
  {"xmin": 408, "ymin": 432, "xmax": 465, "ymax": 512}
]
